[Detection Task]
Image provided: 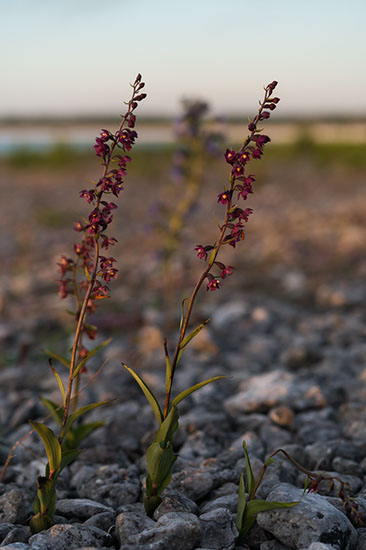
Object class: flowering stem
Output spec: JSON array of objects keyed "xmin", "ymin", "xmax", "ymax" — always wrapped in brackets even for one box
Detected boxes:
[
  {"xmin": 58, "ymin": 80, "xmax": 143, "ymax": 442},
  {"xmin": 163, "ymin": 181, "xmax": 234, "ymax": 418},
  {"xmin": 162, "ymin": 83, "xmax": 278, "ymax": 419},
  {"xmin": 59, "ymin": 237, "xmax": 99, "ymax": 441}
]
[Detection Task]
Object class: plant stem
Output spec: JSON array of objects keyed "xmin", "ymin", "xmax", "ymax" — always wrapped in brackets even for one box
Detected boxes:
[
  {"xmin": 162, "ymin": 85, "xmax": 272, "ymax": 419},
  {"xmin": 58, "ymin": 83, "xmax": 140, "ymax": 442}
]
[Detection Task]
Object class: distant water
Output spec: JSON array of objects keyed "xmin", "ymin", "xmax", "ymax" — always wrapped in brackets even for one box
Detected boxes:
[
  {"xmin": 0, "ymin": 122, "xmax": 365, "ymax": 155},
  {"xmin": 0, "ymin": 124, "xmax": 175, "ymax": 155}
]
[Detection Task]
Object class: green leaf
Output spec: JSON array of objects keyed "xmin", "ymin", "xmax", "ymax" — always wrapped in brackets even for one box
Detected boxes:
[
  {"xmin": 146, "ymin": 441, "xmax": 177, "ymax": 495},
  {"xmin": 238, "ymin": 499, "xmax": 300, "ymax": 539},
  {"xmin": 84, "ymin": 265, "xmax": 91, "ymax": 282},
  {"xmin": 243, "ymin": 441, "xmax": 256, "ymax": 499},
  {"xmin": 172, "ymin": 376, "xmax": 227, "ymax": 407},
  {"xmin": 179, "ymin": 319, "xmax": 210, "ymax": 350},
  {"xmin": 48, "ymin": 360, "xmax": 66, "ymax": 405},
  {"xmin": 61, "ymin": 401, "xmax": 110, "ymax": 439},
  {"xmin": 302, "ymin": 476, "xmax": 310, "ymax": 496},
  {"xmin": 208, "ymin": 248, "xmax": 217, "ymax": 266},
  {"xmin": 228, "ymin": 204, "xmax": 237, "ymax": 214},
  {"xmin": 246, "ymin": 498, "xmax": 300, "ymax": 518},
  {"xmin": 265, "ymin": 456, "xmax": 278, "ymax": 470},
  {"xmin": 122, "ymin": 363, "xmax": 163, "ymax": 425},
  {"xmin": 236, "ymin": 473, "xmax": 247, "ymax": 531},
  {"xmin": 57, "ymin": 448, "xmax": 83, "ymax": 477},
  {"xmin": 43, "ymin": 350, "xmax": 70, "ymax": 369},
  {"xmin": 32, "ymin": 494, "xmax": 41, "ymax": 514},
  {"xmin": 29, "ymin": 422, "xmax": 62, "ymax": 477},
  {"xmin": 154, "ymin": 406, "xmax": 179, "ymax": 444},
  {"xmin": 39, "ymin": 396, "xmax": 63, "ymax": 426},
  {"xmin": 164, "ymin": 340, "xmax": 172, "ymax": 395},
  {"xmin": 179, "ymin": 298, "xmax": 189, "ymax": 332},
  {"xmin": 72, "ymin": 337, "xmax": 112, "ymax": 380},
  {"xmin": 67, "ymin": 421, "xmax": 104, "ymax": 449},
  {"xmin": 36, "ymin": 476, "xmax": 56, "ymax": 516},
  {"xmin": 238, "ymin": 515, "xmax": 257, "ymax": 539},
  {"xmin": 214, "ymin": 216, "xmax": 221, "ymax": 229}
]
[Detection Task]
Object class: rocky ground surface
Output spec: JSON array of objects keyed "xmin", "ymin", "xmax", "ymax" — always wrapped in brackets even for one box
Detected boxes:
[
  {"xmin": 0, "ymin": 148, "xmax": 365, "ymax": 549},
  {"xmin": 1, "ymin": 285, "xmax": 366, "ymax": 550}
]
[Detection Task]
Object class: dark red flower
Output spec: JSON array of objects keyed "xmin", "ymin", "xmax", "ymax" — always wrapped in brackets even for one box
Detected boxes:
[
  {"xmin": 99, "ymin": 129, "xmax": 111, "ymax": 143},
  {"xmin": 80, "ymin": 189, "xmax": 95, "ymax": 203},
  {"xmin": 101, "ymin": 235, "xmax": 118, "ymax": 249},
  {"xmin": 94, "ymin": 138, "xmax": 110, "ymax": 159},
  {"xmin": 102, "ymin": 268, "xmax": 118, "ymax": 283},
  {"xmin": 224, "ymin": 149, "xmax": 236, "ymax": 165},
  {"xmin": 57, "ymin": 256, "xmax": 74, "ymax": 276},
  {"xmin": 73, "ymin": 221, "xmax": 83, "ymax": 232},
  {"xmin": 195, "ymin": 245, "xmax": 208, "ymax": 260},
  {"xmin": 207, "ymin": 275, "xmax": 221, "ymax": 291},
  {"xmin": 57, "ymin": 278, "xmax": 72, "ymax": 299},
  {"xmin": 252, "ymin": 149, "xmax": 263, "ymax": 159},
  {"xmin": 268, "ymin": 81, "xmax": 278, "ymax": 91},
  {"xmin": 237, "ymin": 151, "xmax": 250, "ymax": 165},
  {"xmin": 232, "ymin": 163, "xmax": 245, "ymax": 177},
  {"xmin": 220, "ymin": 266, "xmax": 234, "ymax": 278},
  {"xmin": 217, "ymin": 191, "xmax": 231, "ymax": 205},
  {"xmin": 99, "ymin": 256, "xmax": 116, "ymax": 270}
]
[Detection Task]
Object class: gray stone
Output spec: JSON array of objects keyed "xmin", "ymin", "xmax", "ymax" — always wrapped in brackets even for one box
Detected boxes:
[
  {"xmin": 200, "ymin": 495, "xmax": 238, "ymax": 514},
  {"xmin": 76, "ymin": 464, "xmax": 140, "ymax": 508},
  {"xmin": 0, "ymin": 489, "xmax": 28, "ymax": 524},
  {"xmin": 199, "ymin": 507, "xmax": 237, "ymax": 550},
  {"xmin": 1, "ymin": 526, "xmax": 31, "ymax": 545},
  {"xmin": 119, "ymin": 512, "xmax": 201, "ymax": 550},
  {"xmin": 1, "ymin": 544, "xmax": 31, "ymax": 550},
  {"xmin": 29, "ymin": 523, "xmax": 114, "ymax": 549},
  {"xmin": 0, "ymin": 524, "xmax": 14, "ymax": 541},
  {"xmin": 115, "ymin": 509, "xmax": 155, "ymax": 545},
  {"xmin": 170, "ymin": 467, "xmax": 214, "ymax": 501},
  {"xmin": 83, "ymin": 511, "xmax": 116, "ymax": 532},
  {"xmin": 224, "ymin": 370, "xmax": 327, "ymax": 415},
  {"xmin": 55, "ymin": 498, "xmax": 113, "ymax": 521},
  {"xmin": 357, "ymin": 528, "xmax": 366, "ymax": 550},
  {"xmin": 304, "ymin": 544, "xmax": 338, "ymax": 550},
  {"xmin": 153, "ymin": 490, "xmax": 199, "ymax": 520},
  {"xmin": 256, "ymin": 484, "xmax": 357, "ymax": 550},
  {"xmin": 211, "ymin": 302, "xmax": 248, "ymax": 329},
  {"xmin": 280, "ymin": 339, "xmax": 321, "ymax": 370},
  {"xmin": 260, "ymin": 541, "xmax": 291, "ymax": 550},
  {"xmin": 331, "ymin": 457, "xmax": 363, "ymax": 477}
]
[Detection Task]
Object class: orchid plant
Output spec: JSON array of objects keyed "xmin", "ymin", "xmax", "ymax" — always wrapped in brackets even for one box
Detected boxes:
[
  {"xmin": 28, "ymin": 74, "xmax": 147, "ymax": 533},
  {"xmin": 123, "ymin": 81, "xmax": 281, "ymax": 516}
]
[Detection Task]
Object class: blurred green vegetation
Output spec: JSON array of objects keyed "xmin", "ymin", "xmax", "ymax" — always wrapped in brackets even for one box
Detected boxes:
[
  {"xmin": 5, "ymin": 143, "xmax": 88, "ymax": 169},
  {"xmin": 3, "ymin": 139, "xmax": 366, "ymax": 173}
]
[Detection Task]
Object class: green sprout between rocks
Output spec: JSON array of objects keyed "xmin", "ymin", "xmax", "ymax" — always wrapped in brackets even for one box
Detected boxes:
[{"xmin": 236, "ymin": 442, "xmax": 364, "ymax": 541}]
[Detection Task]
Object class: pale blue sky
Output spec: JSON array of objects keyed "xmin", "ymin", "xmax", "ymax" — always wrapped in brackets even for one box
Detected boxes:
[{"xmin": 1, "ymin": 0, "xmax": 365, "ymax": 117}]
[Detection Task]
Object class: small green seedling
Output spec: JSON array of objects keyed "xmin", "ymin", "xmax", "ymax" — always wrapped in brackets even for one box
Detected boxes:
[
  {"xmin": 236, "ymin": 442, "xmax": 364, "ymax": 541},
  {"xmin": 236, "ymin": 442, "xmax": 300, "ymax": 540}
]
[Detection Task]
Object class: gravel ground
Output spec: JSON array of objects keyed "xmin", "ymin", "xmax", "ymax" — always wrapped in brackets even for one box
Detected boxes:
[{"xmin": 0, "ymin": 149, "xmax": 365, "ymax": 549}]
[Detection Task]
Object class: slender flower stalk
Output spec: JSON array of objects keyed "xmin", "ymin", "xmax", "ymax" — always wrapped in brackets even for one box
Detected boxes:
[
  {"xmin": 163, "ymin": 80, "xmax": 279, "ymax": 419},
  {"xmin": 58, "ymin": 74, "xmax": 146, "ymax": 440}
]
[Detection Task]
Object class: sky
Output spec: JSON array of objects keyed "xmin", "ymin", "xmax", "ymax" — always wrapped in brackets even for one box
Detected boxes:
[{"xmin": 1, "ymin": 0, "xmax": 366, "ymax": 118}]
